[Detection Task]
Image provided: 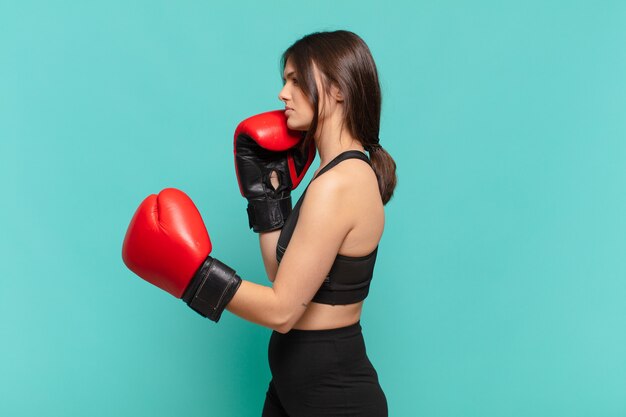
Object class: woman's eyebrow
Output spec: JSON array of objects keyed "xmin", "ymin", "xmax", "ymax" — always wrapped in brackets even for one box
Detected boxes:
[{"xmin": 283, "ymin": 71, "xmax": 296, "ymax": 79}]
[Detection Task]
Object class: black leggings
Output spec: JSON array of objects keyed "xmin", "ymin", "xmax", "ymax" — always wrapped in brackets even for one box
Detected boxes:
[{"xmin": 262, "ymin": 321, "xmax": 387, "ymax": 417}]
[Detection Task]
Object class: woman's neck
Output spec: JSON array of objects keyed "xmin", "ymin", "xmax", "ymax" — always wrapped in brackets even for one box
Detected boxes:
[{"xmin": 314, "ymin": 121, "xmax": 364, "ymax": 169}]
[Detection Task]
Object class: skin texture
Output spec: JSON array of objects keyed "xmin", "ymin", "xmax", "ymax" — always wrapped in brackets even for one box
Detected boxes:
[{"xmin": 226, "ymin": 58, "xmax": 384, "ymax": 332}]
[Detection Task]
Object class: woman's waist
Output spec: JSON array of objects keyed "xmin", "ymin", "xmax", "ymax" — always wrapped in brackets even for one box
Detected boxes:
[{"xmin": 291, "ymin": 301, "xmax": 363, "ymax": 331}]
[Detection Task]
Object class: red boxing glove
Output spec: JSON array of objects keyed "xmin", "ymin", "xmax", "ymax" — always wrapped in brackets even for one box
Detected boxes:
[
  {"xmin": 234, "ymin": 110, "xmax": 315, "ymax": 232},
  {"xmin": 122, "ymin": 188, "xmax": 241, "ymax": 322}
]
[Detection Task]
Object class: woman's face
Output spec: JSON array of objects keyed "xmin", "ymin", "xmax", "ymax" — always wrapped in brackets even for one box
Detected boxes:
[{"xmin": 278, "ymin": 58, "xmax": 316, "ymax": 131}]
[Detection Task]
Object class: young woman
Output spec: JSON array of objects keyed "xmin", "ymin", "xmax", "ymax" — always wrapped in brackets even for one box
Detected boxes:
[
  {"xmin": 122, "ymin": 29, "xmax": 396, "ymax": 417},
  {"xmin": 229, "ymin": 30, "xmax": 397, "ymax": 416}
]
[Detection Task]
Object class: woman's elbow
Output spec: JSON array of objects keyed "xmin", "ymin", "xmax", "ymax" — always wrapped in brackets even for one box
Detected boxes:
[
  {"xmin": 271, "ymin": 310, "xmax": 298, "ymax": 334},
  {"xmin": 273, "ymin": 324, "xmax": 291, "ymax": 334}
]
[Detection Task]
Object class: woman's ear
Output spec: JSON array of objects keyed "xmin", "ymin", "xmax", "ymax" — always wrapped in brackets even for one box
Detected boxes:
[{"xmin": 330, "ymin": 84, "xmax": 344, "ymax": 102}]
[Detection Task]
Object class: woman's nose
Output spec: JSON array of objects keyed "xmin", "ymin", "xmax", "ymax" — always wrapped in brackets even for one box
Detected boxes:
[{"xmin": 278, "ymin": 84, "xmax": 289, "ymax": 102}]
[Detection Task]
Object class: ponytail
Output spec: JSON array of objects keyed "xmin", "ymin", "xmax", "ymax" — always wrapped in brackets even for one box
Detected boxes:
[{"xmin": 367, "ymin": 144, "xmax": 396, "ymax": 205}]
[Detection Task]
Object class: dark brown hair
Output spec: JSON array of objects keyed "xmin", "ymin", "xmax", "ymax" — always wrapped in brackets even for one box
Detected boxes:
[{"xmin": 281, "ymin": 30, "xmax": 397, "ymax": 204}]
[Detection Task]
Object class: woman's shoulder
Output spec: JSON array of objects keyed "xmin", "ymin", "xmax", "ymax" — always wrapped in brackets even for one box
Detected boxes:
[
  {"xmin": 316, "ymin": 155, "xmax": 375, "ymax": 186},
  {"xmin": 299, "ymin": 155, "xmax": 383, "ymax": 251},
  {"xmin": 307, "ymin": 157, "xmax": 379, "ymax": 205}
]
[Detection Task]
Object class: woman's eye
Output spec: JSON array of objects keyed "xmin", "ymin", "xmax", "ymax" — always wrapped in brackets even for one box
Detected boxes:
[{"xmin": 282, "ymin": 77, "xmax": 298, "ymax": 87}]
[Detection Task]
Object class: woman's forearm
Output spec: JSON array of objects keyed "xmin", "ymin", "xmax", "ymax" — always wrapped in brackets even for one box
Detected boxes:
[
  {"xmin": 259, "ymin": 230, "xmax": 280, "ymax": 282},
  {"xmin": 222, "ymin": 230, "xmax": 290, "ymax": 331},
  {"xmin": 226, "ymin": 280, "xmax": 291, "ymax": 333}
]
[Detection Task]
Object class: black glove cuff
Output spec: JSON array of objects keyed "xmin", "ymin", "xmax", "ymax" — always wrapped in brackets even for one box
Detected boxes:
[
  {"xmin": 247, "ymin": 196, "xmax": 292, "ymax": 233},
  {"xmin": 182, "ymin": 256, "xmax": 242, "ymax": 322}
]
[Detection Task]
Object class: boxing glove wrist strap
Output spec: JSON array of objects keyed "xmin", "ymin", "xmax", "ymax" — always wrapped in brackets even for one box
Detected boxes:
[
  {"xmin": 182, "ymin": 256, "xmax": 242, "ymax": 322},
  {"xmin": 247, "ymin": 196, "xmax": 292, "ymax": 233}
]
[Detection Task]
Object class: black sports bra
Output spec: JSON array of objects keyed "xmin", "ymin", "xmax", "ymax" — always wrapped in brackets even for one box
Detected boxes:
[{"xmin": 276, "ymin": 150, "xmax": 379, "ymax": 305}]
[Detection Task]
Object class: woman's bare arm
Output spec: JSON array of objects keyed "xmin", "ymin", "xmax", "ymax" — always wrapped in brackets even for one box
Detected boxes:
[
  {"xmin": 259, "ymin": 230, "xmax": 280, "ymax": 282},
  {"xmin": 226, "ymin": 173, "xmax": 351, "ymax": 333}
]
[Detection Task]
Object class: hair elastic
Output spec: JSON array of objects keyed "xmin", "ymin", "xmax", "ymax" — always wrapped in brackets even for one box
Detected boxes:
[{"xmin": 365, "ymin": 141, "xmax": 382, "ymax": 153}]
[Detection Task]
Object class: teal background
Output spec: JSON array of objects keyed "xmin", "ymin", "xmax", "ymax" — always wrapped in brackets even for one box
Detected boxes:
[{"xmin": 1, "ymin": 1, "xmax": 625, "ymax": 416}]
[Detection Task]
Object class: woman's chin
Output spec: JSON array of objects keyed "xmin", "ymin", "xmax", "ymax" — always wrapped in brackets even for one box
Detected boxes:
[{"xmin": 286, "ymin": 119, "xmax": 308, "ymax": 131}]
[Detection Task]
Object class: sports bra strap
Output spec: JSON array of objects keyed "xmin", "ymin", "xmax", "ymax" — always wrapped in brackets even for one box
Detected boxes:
[{"xmin": 313, "ymin": 150, "xmax": 372, "ymax": 181}]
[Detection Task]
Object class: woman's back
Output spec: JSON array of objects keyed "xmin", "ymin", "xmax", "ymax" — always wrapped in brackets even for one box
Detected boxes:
[
  {"xmin": 323, "ymin": 155, "xmax": 384, "ymax": 258},
  {"xmin": 281, "ymin": 149, "xmax": 384, "ymax": 330}
]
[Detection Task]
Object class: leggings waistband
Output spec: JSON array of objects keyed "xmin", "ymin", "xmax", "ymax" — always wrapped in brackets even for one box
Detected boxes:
[{"xmin": 272, "ymin": 321, "xmax": 362, "ymax": 341}]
